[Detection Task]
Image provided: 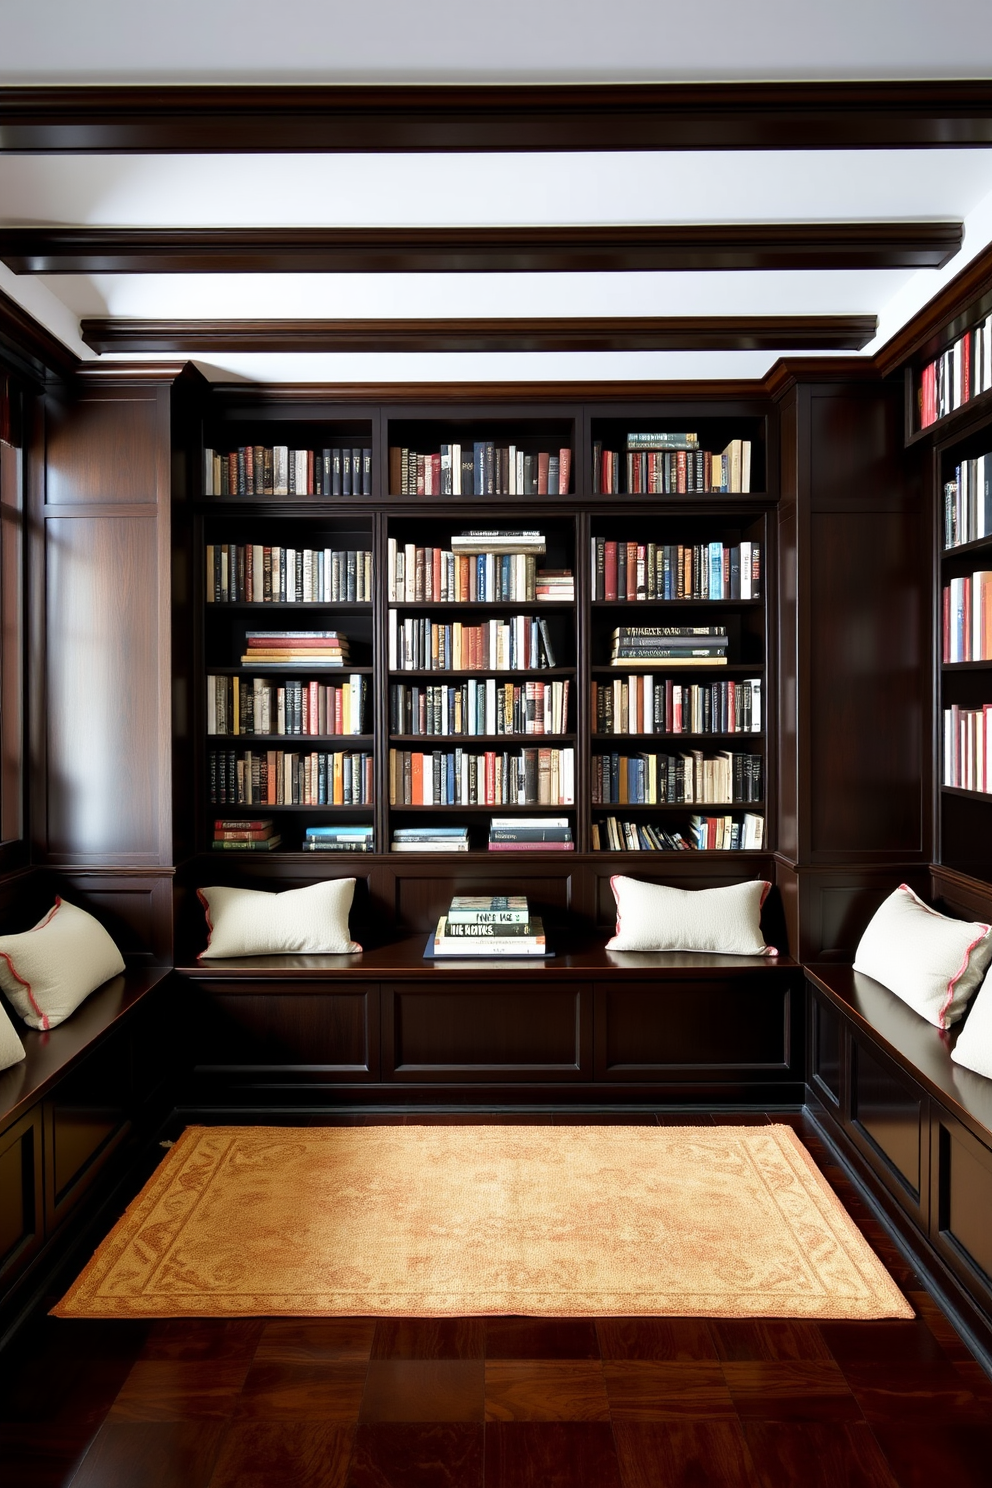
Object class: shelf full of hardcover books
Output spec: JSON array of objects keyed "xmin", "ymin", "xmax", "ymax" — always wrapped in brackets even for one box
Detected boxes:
[
  {"xmin": 591, "ymin": 539, "xmax": 760, "ymax": 601},
  {"xmin": 592, "ymin": 432, "xmax": 752, "ymax": 495},
  {"xmin": 389, "ymin": 442, "xmax": 572, "ymax": 497},
  {"xmin": 942, "ymin": 571, "xmax": 992, "ymax": 662},
  {"xmin": 942, "ymin": 448, "xmax": 992, "ymax": 549},
  {"xmin": 204, "ymin": 444, "xmax": 373, "ymax": 497},
  {"xmin": 427, "ymin": 896, "xmax": 550, "ymax": 957},
  {"xmin": 917, "ymin": 311, "xmax": 992, "ymax": 432},
  {"xmin": 592, "ymin": 813, "xmax": 764, "ymax": 852},
  {"xmin": 943, "ymin": 703, "xmax": 992, "ymax": 794}
]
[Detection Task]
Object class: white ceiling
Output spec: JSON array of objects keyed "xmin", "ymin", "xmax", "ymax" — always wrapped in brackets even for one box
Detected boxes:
[{"xmin": 2, "ymin": 7, "xmax": 992, "ymax": 383}]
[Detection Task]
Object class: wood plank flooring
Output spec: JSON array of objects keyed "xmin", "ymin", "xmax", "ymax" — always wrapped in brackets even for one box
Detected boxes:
[{"xmin": 2, "ymin": 1110, "xmax": 991, "ymax": 1488}]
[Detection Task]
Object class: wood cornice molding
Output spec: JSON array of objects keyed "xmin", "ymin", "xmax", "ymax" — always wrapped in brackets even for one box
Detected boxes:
[
  {"xmin": 874, "ymin": 240, "xmax": 992, "ymax": 376},
  {"xmin": 204, "ymin": 379, "xmax": 773, "ymax": 406},
  {"xmin": 3, "ymin": 82, "xmax": 992, "ymax": 154},
  {"xmin": 80, "ymin": 315, "xmax": 878, "ymax": 356},
  {"xmin": 0, "ymin": 286, "xmax": 76, "ymax": 383},
  {"xmin": 0, "ymin": 223, "xmax": 964, "ymax": 276},
  {"xmin": 763, "ymin": 356, "xmax": 884, "ymax": 401}
]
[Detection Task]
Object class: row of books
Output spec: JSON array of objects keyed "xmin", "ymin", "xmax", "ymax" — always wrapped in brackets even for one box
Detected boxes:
[
  {"xmin": 591, "ymin": 539, "xmax": 761, "ymax": 601},
  {"xmin": 942, "ymin": 573, "xmax": 992, "ymax": 662},
  {"xmin": 390, "ymin": 445, "xmax": 572, "ymax": 497},
  {"xmin": 610, "ymin": 626, "xmax": 727, "ymax": 667},
  {"xmin": 390, "ymin": 679, "xmax": 570, "ymax": 737},
  {"xmin": 386, "ymin": 544, "xmax": 573, "ymax": 605},
  {"xmin": 205, "ymin": 544, "xmax": 373, "ymax": 605},
  {"xmin": 208, "ymin": 749, "xmax": 374, "ymax": 806},
  {"xmin": 211, "ymin": 818, "xmax": 282, "ymax": 852},
  {"xmin": 204, "ymin": 445, "xmax": 372, "ymax": 497},
  {"xmin": 387, "ymin": 613, "xmax": 558, "ymax": 672},
  {"xmin": 591, "ymin": 751, "xmax": 763, "ymax": 806},
  {"xmin": 428, "ymin": 896, "xmax": 549, "ymax": 957},
  {"xmin": 592, "ymin": 438, "xmax": 752, "ymax": 495},
  {"xmin": 918, "ymin": 314, "xmax": 992, "ymax": 428},
  {"xmin": 239, "ymin": 631, "xmax": 350, "ymax": 668},
  {"xmin": 388, "ymin": 747, "xmax": 575, "ymax": 807},
  {"xmin": 592, "ymin": 812, "xmax": 764, "ymax": 851},
  {"xmin": 206, "ymin": 675, "xmax": 367, "ymax": 737},
  {"xmin": 591, "ymin": 677, "xmax": 762, "ymax": 735},
  {"xmin": 942, "ymin": 454, "xmax": 992, "ymax": 549},
  {"xmin": 942, "ymin": 704, "xmax": 992, "ymax": 794}
]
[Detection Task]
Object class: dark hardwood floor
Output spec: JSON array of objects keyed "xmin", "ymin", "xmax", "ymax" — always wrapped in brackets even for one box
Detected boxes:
[{"xmin": 2, "ymin": 1110, "xmax": 991, "ymax": 1488}]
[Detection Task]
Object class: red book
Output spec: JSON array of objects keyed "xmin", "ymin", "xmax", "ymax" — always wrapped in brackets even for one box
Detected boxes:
[
  {"xmin": 604, "ymin": 542, "xmax": 618, "ymax": 602},
  {"xmin": 307, "ymin": 449, "xmax": 315, "ymax": 494},
  {"xmin": 537, "ymin": 452, "xmax": 550, "ymax": 495},
  {"xmin": 677, "ymin": 451, "xmax": 687, "ymax": 493},
  {"xmin": 626, "ymin": 542, "xmax": 637, "ymax": 601},
  {"xmin": 308, "ymin": 680, "xmax": 319, "ymax": 734},
  {"xmin": 488, "ymin": 841, "xmax": 575, "ymax": 851},
  {"xmin": 432, "ymin": 453, "xmax": 442, "ymax": 494},
  {"xmin": 963, "ymin": 334, "xmax": 972, "ymax": 405}
]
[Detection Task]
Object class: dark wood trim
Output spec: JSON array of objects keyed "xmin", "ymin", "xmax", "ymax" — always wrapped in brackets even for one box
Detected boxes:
[
  {"xmin": 875, "ymin": 239, "xmax": 992, "ymax": 376},
  {"xmin": 1, "ymin": 223, "xmax": 964, "ymax": 276},
  {"xmin": 80, "ymin": 315, "xmax": 878, "ymax": 356},
  {"xmin": 0, "ymin": 287, "xmax": 76, "ymax": 383},
  {"xmin": 4, "ymin": 83, "xmax": 992, "ymax": 153}
]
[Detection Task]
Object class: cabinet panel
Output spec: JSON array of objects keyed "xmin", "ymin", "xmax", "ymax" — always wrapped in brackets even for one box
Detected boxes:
[
  {"xmin": 0, "ymin": 1110, "xmax": 43, "ymax": 1288},
  {"xmin": 850, "ymin": 1036, "xmax": 923, "ymax": 1200},
  {"xmin": 595, "ymin": 978, "xmax": 790, "ymax": 1079},
  {"xmin": 192, "ymin": 983, "xmax": 379, "ymax": 1078},
  {"xmin": 384, "ymin": 981, "xmax": 591, "ymax": 1081},
  {"xmin": 811, "ymin": 991, "xmax": 842, "ymax": 1106},
  {"xmin": 934, "ymin": 1116, "xmax": 992, "ymax": 1294},
  {"xmin": 46, "ymin": 391, "xmax": 166, "ymax": 506},
  {"xmin": 46, "ymin": 1035, "xmax": 132, "ymax": 1221}
]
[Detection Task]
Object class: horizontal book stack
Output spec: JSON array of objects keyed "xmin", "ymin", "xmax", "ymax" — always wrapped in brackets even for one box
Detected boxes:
[
  {"xmin": 943, "ymin": 453, "xmax": 992, "ymax": 548},
  {"xmin": 943, "ymin": 573, "xmax": 992, "ymax": 661},
  {"xmin": 428, "ymin": 896, "xmax": 549, "ymax": 956},
  {"xmin": 487, "ymin": 816, "xmax": 573, "ymax": 852},
  {"xmin": 611, "ymin": 627, "xmax": 728, "ymax": 668},
  {"xmin": 211, "ymin": 818, "xmax": 282, "ymax": 852},
  {"xmin": 204, "ymin": 445, "xmax": 372, "ymax": 497},
  {"xmin": 591, "ymin": 540, "xmax": 760, "ymax": 601},
  {"xmin": 592, "ymin": 751, "xmax": 763, "ymax": 805},
  {"xmin": 691, "ymin": 813, "xmax": 764, "ymax": 850},
  {"xmin": 388, "ymin": 613, "xmax": 557, "ymax": 671},
  {"xmin": 389, "ymin": 444, "xmax": 571, "ymax": 497},
  {"xmin": 303, "ymin": 824, "xmax": 374, "ymax": 853},
  {"xmin": 535, "ymin": 570, "xmax": 574, "ymax": 601},
  {"xmin": 207, "ymin": 675, "xmax": 367, "ymax": 736},
  {"xmin": 592, "ymin": 677, "xmax": 761, "ymax": 735},
  {"xmin": 592, "ymin": 432, "xmax": 752, "ymax": 495},
  {"xmin": 208, "ymin": 749, "xmax": 374, "ymax": 806},
  {"xmin": 388, "ymin": 747, "xmax": 575, "ymax": 807},
  {"xmin": 919, "ymin": 314, "xmax": 992, "ymax": 428},
  {"xmin": 390, "ymin": 679, "xmax": 570, "ymax": 737},
  {"xmin": 240, "ymin": 631, "xmax": 350, "ymax": 669},
  {"xmin": 205, "ymin": 544, "xmax": 372, "ymax": 604},
  {"xmin": 391, "ymin": 826, "xmax": 469, "ymax": 853}
]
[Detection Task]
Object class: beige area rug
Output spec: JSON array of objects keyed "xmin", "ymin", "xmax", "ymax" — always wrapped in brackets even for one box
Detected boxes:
[{"xmin": 54, "ymin": 1124, "xmax": 912, "ymax": 1320}]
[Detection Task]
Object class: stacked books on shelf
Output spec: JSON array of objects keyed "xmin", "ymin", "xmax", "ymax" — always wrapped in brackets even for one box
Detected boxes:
[
  {"xmin": 487, "ymin": 816, "xmax": 573, "ymax": 851},
  {"xmin": 388, "ymin": 613, "xmax": 557, "ymax": 671},
  {"xmin": 592, "ymin": 813, "xmax": 763, "ymax": 851},
  {"xmin": 592, "ymin": 676, "xmax": 761, "ymax": 734},
  {"xmin": 204, "ymin": 445, "xmax": 372, "ymax": 497},
  {"xmin": 427, "ymin": 896, "xmax": 550, "ymax": 956},
  {"xmin": 943, "ymin": 573, "xmax": 992, "ymax": 661},
  {"xmin": 387, "ymin": 534, "xmax": 567, "ymax": 603},
  {"xmin": 611, "ymin": 626, "xmax": 728, "ymax": 667},
  {"xmin": 389, "ymin": 444, "xmax": 571, "ymax": 496},
  {"xmin": 918, "ymin": 314, "xmax": 992, "ymax": 429},
  {"xmin": 208, "ymin": 749, "xmax": 374, "ymax": 806},
  {"xmin": 207, "ymin": 675, "xmax": 367, "ymax": 736},
  {"xmin": 240, "ymin": 631, "xmax": 350, "ymax": 668},
  {"xmin": 592, "ymin": 751, "xmax": 762, "ymax": 805},
  {"xmin": 205, "ymin": 544, "xmax": 372, "ymax": 604},
  {"xmin": 303, "ymin": 823, "xmax": 374, "ymax": 852},
  {"xmin": 389, "ymin": 747, "xmax": 574, "ymax": 806},
  {"xmin": 535, "ymin": 571, "xmax": 574, "ymax": 601},
  {"xmin": 942, "ymin": 453, "xmax": 992, "ymax": 548},
  {"xmin": 391, "ymin": 826, "xmax": 470, "ymax": 853},
  {"xmin": 591, "ymin": 539, "xmax": 760, "ymax": 601},
  {"xmin": 592, "ymin": 432, "xmax": 752, "ymax": 494},
  {"xmin": 211, "ymin": 818, "xmax": 282, "ymax": 851},
  {"xmin": 391, "ymin": 679, "xmax": 570, "ymax": 737}
]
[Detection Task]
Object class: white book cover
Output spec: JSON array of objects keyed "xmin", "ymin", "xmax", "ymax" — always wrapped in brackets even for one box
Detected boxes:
[
  {"xmin": 273, "ymin": 446, "xmax": 289, "ymax": 496},
  {"xmin": 203, "ymin": 448, "xmax": 215, "ymax": 496},
  {"xmin": 452, "ymin": 443, "xmax": 461, "ymax": 496}
]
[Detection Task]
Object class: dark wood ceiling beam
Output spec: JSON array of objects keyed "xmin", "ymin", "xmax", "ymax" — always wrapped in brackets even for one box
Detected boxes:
[
  {"xmin": 3, "ymin": 82, "xmax": 992, "ymax": 153},
  {"xmin": 79, "ymin": 315, "xmax": 878, "ymax": 355},
  {"xmin": 0, "ymin": 223, "xmax": 963, "ymax": 276}
]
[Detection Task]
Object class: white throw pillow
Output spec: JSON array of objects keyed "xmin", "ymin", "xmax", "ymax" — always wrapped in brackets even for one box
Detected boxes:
[
  {"xmin": 0, "ymin": 1001, "xmax": 26, "ymax": 1070},
  {"xmin": 853, "ymin": 884, "xmax": 992, "ymax": 1029},
  {"xmin": 606, "ymin": 876, "xmax": 776, "ymax": 956},
  {"xmin": 951, "ymin": 968, "xmax": 992, "ymax": 1080},
  {"xmin": 0, "ymin": 899, "xmax": 126, "ymax": 1032},
  {"xmin": 198, "ymin": 878, "xmax": 361, "ymax": 958}
]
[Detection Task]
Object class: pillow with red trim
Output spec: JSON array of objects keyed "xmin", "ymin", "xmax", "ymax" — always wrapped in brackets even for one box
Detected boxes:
[
  {"xmin": 0, "ymin": 1001, "xmax": 25, "ymax": 1071},
  {"xmin": 198, "ymin": 878, "xmax": 360, "ymax": 958},
  {"xmin": 0, "ymin": 899, "xmax": 125, "ymax": 1031},
  {"xmin": 853, "ymin": 884, "xmax": 992, "ymax": 1029},
  {"xmin": 606, "ymin": 876, "xmax": 776, "ymax": 956}
]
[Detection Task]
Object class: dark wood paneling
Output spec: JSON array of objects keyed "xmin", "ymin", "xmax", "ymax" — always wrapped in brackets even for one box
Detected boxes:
[
  {"xmin": 3, "ymin": 223, "xmax": 962, "ymax": 276},
  {"xmin": 4, "ymin": 82, "xmax": 992, "ymax": 153},
  {"xmin": 935, "ymin": 1117, "xmax": 992, "ymax": 1289},
  {"xmin": 45, "ymin": 1033, "xmax": 132, "ymax": 1221},
  {"xmin": 45, "ymin": 390, "xmax": 166, "ymax": 505},
  {"xmin": 811, "ymin": 995, "xmax": 842, "ymax": 1107},
  {"xmin": 0, "ymin": 1110, "xmax": 43, "ymax": 1288},
  {"xmin": 384, "ymin": 982, "xmax": 591, "ymax": 1081},
  {"xmin": 191, "ymin": 984, "xmax": 379, "ymax": 1079},
  {"xmin": 594, "ymin": 979, "xmax": 792, "ymax": 1079},
  {"xmin": 55, "ymin": 871, "xmax": 174, "ymax": 963},
  {"xmin": 80, "ymin": 316, "xmax": 879, "ymax": 356},
  {"xmin": 850, "ymin": 1036, "xmax": 925, "ymax": 1200},
  {"xmin": 0, "ymin": 286, "xmax": 76, "ymax": 382}
]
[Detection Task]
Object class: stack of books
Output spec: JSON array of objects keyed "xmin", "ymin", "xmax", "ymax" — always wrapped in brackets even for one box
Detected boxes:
[
  {"xmin": 487, "ymin": 816, "xmax": 574, "ymax": 851},
  {"xmin": 536, "ymin": 569, "xmax": 575, "ymax": 601},
  {"xmin": 391, "ymin": 826, "xmax": 470, "ymax": 853},
  {"xmin": 611, "ymin": 626, "xmax": 728, "ymax": 667},
  {"xmin": 428, "ymin": 895, "xmax": 549, "ymax": 957},
  {"xmin": 240, "ymin": 631, "xmax": 350, "ymax": 668},
  {"xmin": 303, "ymin": 824, "xmax": 374, "ymax": 853},
  {"xmin": 212, "ymin": 817, "xmax": 281, "ymax": 851}
]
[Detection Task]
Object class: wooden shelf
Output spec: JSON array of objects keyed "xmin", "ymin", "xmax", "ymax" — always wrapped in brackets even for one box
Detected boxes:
[
  {"xmin": 208, "ymin": 734, "xmax": 374, "ymax": 745},
  {"xmin": 592, "ymin": 800, "xmax": 765, "ymax": 811},
  {"xmin": 592, "ymin": 663, "xmax": 763, "ymax": 675},
  {"xmin": 205, "ymin": 601, "xmax": 373, "ymax": 611},
  {"xmin": 390, "ymin": 734, "xmax": 575, "ymax": 745},
  {"xmin": 591, "ymin": 598, "xmax": 762, "ymax": 608},
  {"xmin": 390, "ymin": 667, "xmax": 575, "ymax": 680},
  {"xmin": 593, "ymin": 732, "xmax": 764, "ymax": 743}
]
